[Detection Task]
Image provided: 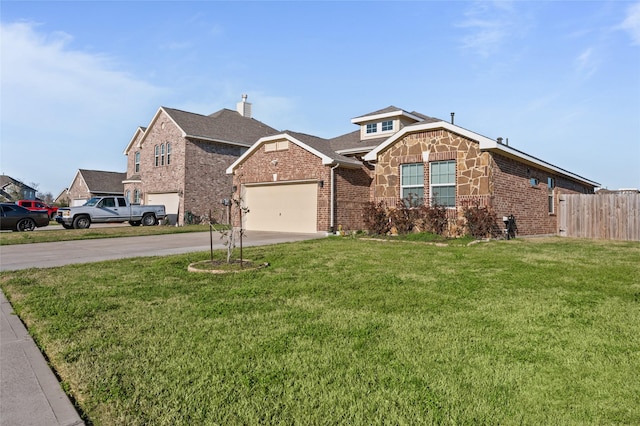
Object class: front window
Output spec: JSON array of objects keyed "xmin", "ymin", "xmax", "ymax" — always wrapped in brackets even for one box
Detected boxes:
[
  {"xmin": 160, "ymin": 144, "xmax": 165, "ymax": 166},
  {"xmin": 134, "ymin": 152, "xmax": 140, "ymax": 173},
  {"xmin": 166, "ymin": 143, "xmax": 171, "ymax": 165},
  {"xmin": 381, "ymin": 120, "xmax": 393, "ymax": 132},
  {"xmin": 400, "ymin": 163, "xmax": 424, "ymax": 206},
  {"xmin": 430, "ymin": 160, "xmax": 456, "ymax": 207},
  {"xmin": 133, "ymin": 189, "xmax": 140, "ymax": 204},
  {"xmin": 154, "ymin": 145, "xmax": 160, "ymax": 167},
  {"xmin": 366, "ymin": 123, "xmax": 377, "ymax": 134}
]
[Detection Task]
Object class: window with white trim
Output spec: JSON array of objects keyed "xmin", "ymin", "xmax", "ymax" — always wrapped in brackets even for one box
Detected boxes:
[
  {"xmin": 154, "ymin": 145, "xmax": 160, "ymax": 167},
  {"xmin": 366, "ymin": 123, "xmax": 377, "ymax": 134},
  {"xmin": 160, "ymin": 143, "xmax": 165, "ymax": 166},
  {"xmin": 400, "ymin": 163, "xmax": 424, "ymax": 206},
  {"xmin": 430, "ymin": 160, "xmax": 456, "ymax": 207},
  {"xmin": 133, "ymin": 189, "xmax": 140, "ymax": 204},
  {"xmin": 381, "ymin": 120, "xmax": 393, "ymax": 132},
  {"xmin": 166, "ymin": 143, "xmax": 171, "ymax": 165},
  {"xmin": 134, "ymin": 152, "xmax": 140, "ymax": 173}
]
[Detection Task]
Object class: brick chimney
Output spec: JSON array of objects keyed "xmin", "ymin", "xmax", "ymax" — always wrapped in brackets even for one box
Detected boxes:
[{"xmin": 236, "ymin": 94, "xmax": 252, "ymax": 118}]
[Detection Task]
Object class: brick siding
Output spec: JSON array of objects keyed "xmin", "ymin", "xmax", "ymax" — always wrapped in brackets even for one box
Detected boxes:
[
  {"xmin": 490, "ymin": 153, "xmax": 593, "ymax": 235},
  {"xmin": 124, "ymin": 110, "xmax": 243, "ymax": 225},
  {"xmin": 334, "ymin": 166, "xmax": 374, "ymax": 232},
  {"xmin": 232, "ymin": 139, "xmax": 341, "ymax": 231}
]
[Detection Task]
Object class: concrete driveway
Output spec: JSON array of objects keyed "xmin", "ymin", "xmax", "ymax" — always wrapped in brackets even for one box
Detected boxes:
[{"xmin": 0, "ymin": 230, "xmax": 326, "ymax": 271}]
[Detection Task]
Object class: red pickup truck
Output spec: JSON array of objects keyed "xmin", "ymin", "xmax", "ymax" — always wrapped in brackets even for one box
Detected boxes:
[{"xmin": 16, "ymin": 200, "xmax": 58, "ymax": 219}]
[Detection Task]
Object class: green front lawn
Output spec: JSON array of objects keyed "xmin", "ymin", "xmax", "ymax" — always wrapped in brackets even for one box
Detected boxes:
[
  {"xmin": 0, "ymin": 224, "xmax": 214, "ymax": 245},
  {"xmin": 1, "ymin": 237, "xmax": 639, "ymax": 425}
]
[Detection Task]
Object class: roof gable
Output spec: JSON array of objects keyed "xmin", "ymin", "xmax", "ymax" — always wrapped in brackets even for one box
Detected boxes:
[
  {"xmin": 130, "ymin": 106, "xmax": 280, "ymax": 154},
  {"xmin": 123, "ymin": 126, "xmax": 147, "ymax": 155},
  {"xmin": 226, "ymin": 131, "xmax": 362, "ymax": 174},
  {"xmin": 75, "ymin": 169, "xmax": 127, "ymax": 193}
]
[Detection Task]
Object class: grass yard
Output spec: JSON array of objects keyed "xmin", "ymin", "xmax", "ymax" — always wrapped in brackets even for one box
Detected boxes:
[
  {"xmin": 1, "ymin": 237, "xmax": 639, "ymax": 425},
  {"xmin": 0, "ymin": 223, "xmax": 214, "ymax": 245}
]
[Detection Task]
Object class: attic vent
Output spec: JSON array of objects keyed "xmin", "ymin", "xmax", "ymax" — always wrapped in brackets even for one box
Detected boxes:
[{"xmin": 237, "ymin": 94, "xmax": 252, "ymax": 118}]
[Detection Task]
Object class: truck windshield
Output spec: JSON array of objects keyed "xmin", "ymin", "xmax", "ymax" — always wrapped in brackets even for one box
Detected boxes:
[{"xmin": 83, "ymin": 198, "xmax": 101, "ymax": 206}]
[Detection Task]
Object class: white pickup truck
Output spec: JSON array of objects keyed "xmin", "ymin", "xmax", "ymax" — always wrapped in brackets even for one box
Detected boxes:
[{"xmin": 55, "ymin": 196, "xmax": 166, "ymax": 229}]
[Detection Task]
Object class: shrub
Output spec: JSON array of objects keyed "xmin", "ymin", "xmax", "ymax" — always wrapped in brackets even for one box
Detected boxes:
[
  {"xmin": 388, "ymin": 200, "xmax": 416, "ymax": 235},
  {"xmin": 462, "ymin": 201, "xmax": 501, "ymax": 238},
  {"xmin": 416, "ymin": 203, "xmax": 448, "ymax": 236},
  {"xmin": 362, "ymin": 201, "xmax": 391, "ymax": 235}
]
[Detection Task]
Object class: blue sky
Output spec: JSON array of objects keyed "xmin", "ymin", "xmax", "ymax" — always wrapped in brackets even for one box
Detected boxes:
[{"xmin": 1, "ymin": 1, "xmax": 639, "ymax": 196}]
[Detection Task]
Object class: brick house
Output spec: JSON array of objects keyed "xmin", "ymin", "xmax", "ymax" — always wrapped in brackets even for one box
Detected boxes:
[
  {"xmin": 65, "ymin": 169, "xmax": 126, "ymax": 206},
  {"xmin": 227, "ymin": 106, "xmax": 599, "ymax": 236},
  {"xmin": 122, "ymin": 96, "xmax": 278, "ymax": 225}
]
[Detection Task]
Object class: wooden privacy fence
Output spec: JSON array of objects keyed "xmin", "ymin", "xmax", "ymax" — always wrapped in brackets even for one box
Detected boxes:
[{"xmin": 558, "ymin": 193, "xmax": 640, "ymax": 241}]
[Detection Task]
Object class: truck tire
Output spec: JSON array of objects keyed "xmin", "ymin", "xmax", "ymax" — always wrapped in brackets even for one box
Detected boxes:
[
  {"xmin": 73, "ymin": 215, "xmax": 91, "ymax": 229},
  {"xmin": 62, "ymin": 224, "xmax": 73, "ymax": 229},
  {"xmin": 129, "ymin": 221, "xmax": 141, "ymax": 226},
  {"xmin": 142, "ymin": 214, "xmax": 157, "ymax": 226}
]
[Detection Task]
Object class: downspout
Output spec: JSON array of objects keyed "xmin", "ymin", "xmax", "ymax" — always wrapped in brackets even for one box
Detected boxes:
[{"xmin": 330, "ymin": 163, "xmax": 339, "ymax": 233}]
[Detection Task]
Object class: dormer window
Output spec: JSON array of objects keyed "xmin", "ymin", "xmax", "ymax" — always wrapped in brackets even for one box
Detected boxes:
[
  {"xmin": 381, "ymin": 120, "xmax": 393, "ymax": 132},
  {"xmin": 366, "ymin": 123, "xmax": 377, "ymax": 134}
]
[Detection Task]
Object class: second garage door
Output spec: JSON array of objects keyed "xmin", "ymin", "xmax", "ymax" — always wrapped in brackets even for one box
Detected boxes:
[
  {"xmin": 147, "ymin": 192, "xmax": 180, "ymax": 224},
  {"xmin": 244, "ymin": 182, "xmax": 318, "ymax": 233}
]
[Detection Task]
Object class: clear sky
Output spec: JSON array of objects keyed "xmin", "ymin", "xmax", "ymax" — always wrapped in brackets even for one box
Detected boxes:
[{"xmin": 1, "ymin": 1, "xmax": 639, "ymax": 196}]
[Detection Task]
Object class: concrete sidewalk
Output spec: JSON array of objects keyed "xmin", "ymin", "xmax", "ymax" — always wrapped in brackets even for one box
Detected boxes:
[{"xmin": 1, "ymin": 290, "xmax": 84, "ymax": 426}]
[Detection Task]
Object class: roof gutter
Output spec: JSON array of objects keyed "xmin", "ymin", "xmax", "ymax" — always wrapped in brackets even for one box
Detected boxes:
[{"xmin": 480, "ymin": 141, "xmax": 601, "ymax": 187}]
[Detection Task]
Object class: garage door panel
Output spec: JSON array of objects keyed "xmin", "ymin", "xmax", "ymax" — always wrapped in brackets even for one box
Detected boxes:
[
  {"xmin": 147, "ymin": 193, "xmax": 179, "ymax": 225},
  {"xmin": 244, "ymin": 183, "xmax": 317, "ymax": 233}
]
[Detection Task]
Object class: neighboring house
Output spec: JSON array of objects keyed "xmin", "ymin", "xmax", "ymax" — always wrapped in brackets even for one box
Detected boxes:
[
  {"xmin": 0, "ymin": 175, "xmax": 37, "ymax": 201},
  {"xmin": 227, "ymin": 106, "xmax": 599, "ymax": 236},
  {"xmin": 54, "ymin": 188, "xmax": 70, "ymax": 206},
  {"xmin": 122, "ymin": 95, "xmax": 279, "ymax": 225},
  {"xmin": 67, "ymin": 169, "xmax": 126, "ymax": 206}
]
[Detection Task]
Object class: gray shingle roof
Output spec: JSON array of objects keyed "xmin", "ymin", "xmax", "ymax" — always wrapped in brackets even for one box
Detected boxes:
[
  {"xmin": 328, "ymin": 130, "xmax": 385, "ymax": 153},
  {"xmin": 0, "ymin": 175, "xmax": 37, "ymax": 192},
  {"xmin": 163, "ymin": 107, "xmax": 279, "ymax": 145},
  {"xmin": 79, "ymin": 169, "xmax": 126, "ymax": 193},
  {"xmin": 283, "ymin": 131, "xmax": 362, "ymax": 167},
  {"xmin": 352, "ymin": 106, "xmax": 403, "ymax": 120}
]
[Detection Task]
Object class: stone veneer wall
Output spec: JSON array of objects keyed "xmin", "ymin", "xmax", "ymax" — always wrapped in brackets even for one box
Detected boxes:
[
  {"xmin": 370, "ymin": 128, "xmax": 595, "ymax": 236},
  {"xmin": 373, "ymin": 129, "xmax": 492, "ymax": 207},
  {"xmin": 231, "ymin": 139, "xmax": 331, "ymax": 231}
]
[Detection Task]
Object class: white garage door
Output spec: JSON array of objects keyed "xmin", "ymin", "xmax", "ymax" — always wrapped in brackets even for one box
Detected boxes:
[
  {"xmin": 244, "ymin": 183, "xmax": 317, "ymax": 233},
  {"xmin": 147, "ymin": 192, "xmax": 179, "ymax": 224},
  {"xmin": 72, "ymin": 199, "xmax": 88, "ymax": 206}
]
